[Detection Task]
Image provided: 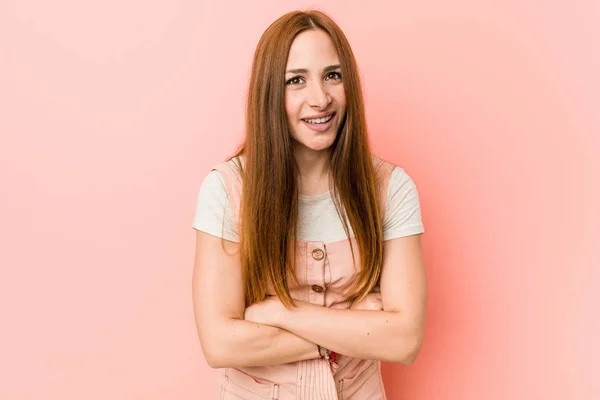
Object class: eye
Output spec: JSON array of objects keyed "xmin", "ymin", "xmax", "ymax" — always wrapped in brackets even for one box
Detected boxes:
[
  {"xmin": 325, "ymin": 71, "xmax": 342, "ymax": 81},
  {"xmin": 286, "ymin": 76, "xmax": 304, "ymax": 86}
]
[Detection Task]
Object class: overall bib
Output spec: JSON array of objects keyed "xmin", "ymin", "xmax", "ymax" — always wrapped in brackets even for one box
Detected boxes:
[{"xmin": 212, "ymin": 156, "xmax": 395, "ymax": 400}]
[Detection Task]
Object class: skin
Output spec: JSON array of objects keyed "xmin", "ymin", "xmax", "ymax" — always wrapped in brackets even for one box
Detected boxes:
[
  {"xmin": 192, "ymin": 28, "xmax": 427, "ymax": 368},
  {"xmin": 245, "ymin": 28, "xmax": 427, "ymax": 363},
  {"xmin": 284, "ymin": 29, "xmax": 346, "ymax": 195},
  {"xmin": 244, "ymin": 235, "xmax": 427, "ymax": 364}
]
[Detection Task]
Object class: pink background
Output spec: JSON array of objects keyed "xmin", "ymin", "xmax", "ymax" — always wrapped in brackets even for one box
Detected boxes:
[{"xmin": 1, "ymin": 0, "xmax": 598, "ymax": 399}]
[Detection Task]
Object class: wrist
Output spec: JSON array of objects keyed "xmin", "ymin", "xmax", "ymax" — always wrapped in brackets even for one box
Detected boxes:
[
  {"xmin": 317, "ymin": 344, "xmax": 338, "ymax": 364},
  {"xmin": 314, "ymin": 344, "xmax": 321, "ymax": 359}
]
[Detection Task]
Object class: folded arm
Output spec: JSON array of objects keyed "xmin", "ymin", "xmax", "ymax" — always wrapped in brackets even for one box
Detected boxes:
[
  {"xmin": 192, "ymin": 230, "xmax": 318, "ymax": 368},
  {"xmin": 256, "ymin": 235, "xmax": 428, "ymax": 365}
]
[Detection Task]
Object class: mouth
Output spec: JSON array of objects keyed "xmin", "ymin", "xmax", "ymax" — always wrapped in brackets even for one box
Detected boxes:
[
  {"xmin": 300, "ymin": 112, "xmax": 336, "ymax": 133},
  {"xmin": 301, "ymin": 112, "xmax": 335, "ymax": 125}
]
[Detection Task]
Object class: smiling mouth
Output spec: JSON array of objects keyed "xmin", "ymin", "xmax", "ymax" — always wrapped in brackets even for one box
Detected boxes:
[{"xmin": 301, "ymin": 112, "xmax": 335, "ymax": 124}]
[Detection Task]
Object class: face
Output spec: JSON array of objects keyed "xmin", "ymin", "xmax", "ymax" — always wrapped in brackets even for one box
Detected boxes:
[{"xmin": 284, "ymin": 29, "xmax": 346, "ymax": 153}]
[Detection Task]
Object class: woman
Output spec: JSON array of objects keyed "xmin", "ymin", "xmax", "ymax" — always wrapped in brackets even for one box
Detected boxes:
[{"xmin": 192, "ymin": 9, "xmax": 427, "ymax": 400}]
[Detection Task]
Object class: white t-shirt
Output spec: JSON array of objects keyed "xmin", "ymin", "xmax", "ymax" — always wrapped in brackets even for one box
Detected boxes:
[{"xmin": 192, "ymin": 157, "xmax": 425, "ymax": 243}]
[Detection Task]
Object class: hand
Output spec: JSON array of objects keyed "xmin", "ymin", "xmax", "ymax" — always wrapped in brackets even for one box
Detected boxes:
[
  {"xmin": 350, "ymin": 292, "xmax": 383, "ymax": 311},
  {"xmin": 244, "ymin": 295, "xmax": 285, "ymax": 327}
]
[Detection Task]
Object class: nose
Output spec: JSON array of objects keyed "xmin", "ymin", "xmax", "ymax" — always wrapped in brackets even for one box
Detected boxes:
[{"xmin": 307, "ymin": 81, "xmax": 331, "ymax": 109}]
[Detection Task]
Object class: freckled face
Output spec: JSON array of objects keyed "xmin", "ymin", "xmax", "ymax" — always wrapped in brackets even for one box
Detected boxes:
[{"xmin": 284, "ymin": 29, "xmax": 346, "ymax": 153}]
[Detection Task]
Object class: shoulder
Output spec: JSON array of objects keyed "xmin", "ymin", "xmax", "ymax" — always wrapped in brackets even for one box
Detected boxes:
[
  {"xmin": 213, "ymin": 155, "xmax": 244, "ymax": 186},
  {"xmin": 381, "ymin": 161, "xmax": 424, "ymax": 239},
  {"xmin": 193, "ymin": 169, "xmax": 229, "ymax": 219},
  {"xmin": 224, "ymin": 155, "xmax": 244, "ymax": 172},
  {"xmin": 200, "ymin": 169, "xmax": 227, "ymax": 194},
  {"xmin": 194, "ymin": 155, "xmax": 244, "ymax": 216},
  {"xmin": 191, "ymin": 161, "xmax": 240, "ymax": 241},
  {"xmin": 389, "ymin": 165, "xmax": 418, "ymax": 192},
  {"xmin": 371, "ymin": 154, "xmax": 393, "ymax": 169},
  {"xmin": 370, "ymin": 155, "xmax": 417, "ymax": 189},
  {"xmin": 371, "ymin": 155, "xmax": 397, "ymax": 176}
]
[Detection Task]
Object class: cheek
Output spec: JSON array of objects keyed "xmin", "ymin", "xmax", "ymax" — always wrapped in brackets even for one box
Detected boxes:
[
  {"xmin": 333, "ymin": 87, "xmax": 346, "ymax": 108},
  {"xmin": 285, "ymin": 92, "xmax": 302, "ymax": 120}
]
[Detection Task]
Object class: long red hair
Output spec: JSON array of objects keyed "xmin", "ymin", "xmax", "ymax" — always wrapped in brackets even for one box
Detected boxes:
[{"xmin": 228, "ymin": 10, "xmax": 385, "ymax": 308}]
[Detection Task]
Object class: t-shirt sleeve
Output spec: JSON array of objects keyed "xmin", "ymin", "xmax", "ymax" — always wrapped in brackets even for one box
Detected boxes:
[
  {"xmin": 383, "ymin": 167, "xmax": 425, "ymax": 240},
  {"xmin": 191, "ymin": 170, "xmax": 240, "ymax": 242}
]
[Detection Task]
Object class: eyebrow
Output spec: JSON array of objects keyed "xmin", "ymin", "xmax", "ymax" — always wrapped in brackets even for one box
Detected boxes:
[{"xmin": 285, "ymin": 64, "xmax": 341, "ymax": 74}]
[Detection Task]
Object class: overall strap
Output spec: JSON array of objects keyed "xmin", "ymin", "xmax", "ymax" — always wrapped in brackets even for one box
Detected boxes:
[
  {"xmin": 374, "ymin": 156, "xmax": 396, "ymax": 218},
  {"xmin": 211, "ymin": 159, "xmax": 243, "ymax": 233}
]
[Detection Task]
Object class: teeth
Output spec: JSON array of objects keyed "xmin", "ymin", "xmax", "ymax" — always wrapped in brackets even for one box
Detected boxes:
[{"xmin": 304, "ymin": 114, "xmax": 333, "ymax": 124}]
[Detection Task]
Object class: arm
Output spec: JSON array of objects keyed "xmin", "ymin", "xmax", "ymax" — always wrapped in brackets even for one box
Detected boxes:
[
  {"xmin": 192, "ymin": 229, "xmax": 319, "ymax": 368},
  {"xmin": 257, "ymin": 234, "xmax": 427, "ymax": 365}
]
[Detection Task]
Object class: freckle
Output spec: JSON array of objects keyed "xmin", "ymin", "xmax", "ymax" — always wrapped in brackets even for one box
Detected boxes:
[{"xmin": 386, "ymin": 320, "xmax": 388, "ymax": 323}]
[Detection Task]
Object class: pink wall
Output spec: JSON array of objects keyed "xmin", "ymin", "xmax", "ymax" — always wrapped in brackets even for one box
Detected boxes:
[{"xmin": 1, "ymin": 0, "xmax": 598, "ymax": 399}]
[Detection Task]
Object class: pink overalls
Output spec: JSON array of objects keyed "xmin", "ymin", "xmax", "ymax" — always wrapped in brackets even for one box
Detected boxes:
[{"xmin": 212, "ymin": 156, "xmax": 395, "ymax": 400}]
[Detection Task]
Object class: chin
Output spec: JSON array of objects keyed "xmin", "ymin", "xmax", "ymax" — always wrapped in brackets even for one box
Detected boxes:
[{"xmin": 299, "ymin": 135, "xmax": 336, "ymax": 151}]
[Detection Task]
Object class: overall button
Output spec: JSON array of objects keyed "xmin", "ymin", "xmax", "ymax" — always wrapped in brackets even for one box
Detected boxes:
[
  {"xmin": 312, "ymin": 248, "xmax": 324, "ymax": 261},
  {"xmin": 311, "ymin": 285, "xmax": 324, "ymax": 293}
]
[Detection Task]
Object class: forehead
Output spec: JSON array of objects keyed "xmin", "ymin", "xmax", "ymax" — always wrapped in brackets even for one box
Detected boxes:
[{"xmin": 286, "ymin": 29, "xmax": 339, "ymax": 68}]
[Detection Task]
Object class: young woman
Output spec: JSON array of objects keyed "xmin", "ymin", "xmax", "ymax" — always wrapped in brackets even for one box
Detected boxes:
[{"xmin": 192, "ymin": 10, "xmax": 427, "ymax": 400}]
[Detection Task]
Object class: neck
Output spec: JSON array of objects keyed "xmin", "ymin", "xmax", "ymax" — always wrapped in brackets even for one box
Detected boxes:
[{"xmin": 293, "ymin": 145, "xmax": 332, "ymax": 195}]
